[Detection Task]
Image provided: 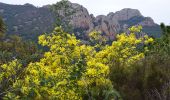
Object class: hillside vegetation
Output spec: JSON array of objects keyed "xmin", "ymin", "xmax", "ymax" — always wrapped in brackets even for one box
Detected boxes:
[{"xmin": 0, "ymin": 0, "xmax": 170, "ymax": 100}]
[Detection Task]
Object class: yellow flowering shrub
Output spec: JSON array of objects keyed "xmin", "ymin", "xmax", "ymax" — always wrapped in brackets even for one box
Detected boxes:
[
  {"xmin": 0, "ymin": 60, "xmax": 22, "ymax": 98},
  {"xmin": 5, "ymin": 27, "xmax": 115, "ymax": 100},
  {"xmin": 95, "ymin": 26, "xmax": 153, "ymax": 70},
  {"xmin": 89, "ymin": 31, "xmax": 107, "ymax": 50},
  {"xmin": 3, "ymin": 26, "xmax": 153, "ymax": 100}
]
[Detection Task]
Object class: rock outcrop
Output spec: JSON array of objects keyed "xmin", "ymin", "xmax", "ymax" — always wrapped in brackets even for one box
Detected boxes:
[
  {"xmin": 112, "ymin": 8, "xmax": 142, "ymax": 21},
  {"xmin": 66, "ymin": 2, "xmax": 160, "ymax": 40}
]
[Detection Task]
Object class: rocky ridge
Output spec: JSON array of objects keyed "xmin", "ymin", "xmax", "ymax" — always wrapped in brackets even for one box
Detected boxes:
[
  {"xmin": 0, "ymin": 2, "xmax": 161, "ymax": 40},
  {"xmin": 67, "ymin": 2, "xmax": 160, "ymax": 40}
]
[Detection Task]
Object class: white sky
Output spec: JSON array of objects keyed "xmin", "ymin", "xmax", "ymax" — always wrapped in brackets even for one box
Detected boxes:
[{"xmin": 1, "ymin": 0, "xmax": 170, "ymax": 25}]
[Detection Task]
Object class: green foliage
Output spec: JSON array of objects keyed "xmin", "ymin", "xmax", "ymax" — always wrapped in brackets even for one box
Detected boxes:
[
  {"xmin": 0, "ymin": 12, "xmax": 42, "ymax": 66},
  {"xmin": 50, "ymin": 0, "xmax": 75, "ymax": 33},
  {"xmin": 0, "ymin": 16, "xmax": 6, "ymax": 40},
  {"xmin": 148, "ymin": 23, "xmax": 170, "ymax": 57},
  {"xmin": 0, "ymin": 60, "xmax": 22, "ymax": 98},
  {"xmin": 0, "ymin": 34, "xmax": 42, "ymax": 65},
  {"xmin": 116, "ymin": 24, "xmax": 170, "ymax": 100},
  {"xmin": 141, "ymin": 24, "xmax": 170, "ymax": 100}
]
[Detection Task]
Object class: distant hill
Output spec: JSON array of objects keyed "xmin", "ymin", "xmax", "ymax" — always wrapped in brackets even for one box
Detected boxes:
[
  {"xmin": 0, "ymin": 3, "xmax": 55, "ymax": 40},
  {"xmin": 0, "ymin": 2, "xmax": 161, "ymax": 41}
]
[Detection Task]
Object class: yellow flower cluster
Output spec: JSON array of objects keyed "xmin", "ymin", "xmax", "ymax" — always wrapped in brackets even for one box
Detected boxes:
[{"xmin": 3, "ymin": 26, "xmax": 153, "ymax": 99}]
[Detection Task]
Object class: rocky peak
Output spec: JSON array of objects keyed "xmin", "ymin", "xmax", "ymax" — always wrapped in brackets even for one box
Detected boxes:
[
  {"xmin": 94, "ymin": 15, "xmax": 120, "ymax": 40},
  {"xmin": 113, "ymin": 8, "xmax": 142, "ymax": 21},
  {"xmin": 69, "ymin": 3, "xmax": 94, "ymax": 31},
  {"xmin": 107, "ymin": 12, "xmax": 115, "ymax": 18}
]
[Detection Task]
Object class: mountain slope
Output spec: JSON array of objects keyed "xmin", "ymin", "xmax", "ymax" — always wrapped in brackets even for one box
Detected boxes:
[
  {"xmin": 0, "ymin": 3, "xmax": 55, "ymax": 40},
  {"xmin": 0, "ymin": 2, "xmax": 161, "ymax": 40}
]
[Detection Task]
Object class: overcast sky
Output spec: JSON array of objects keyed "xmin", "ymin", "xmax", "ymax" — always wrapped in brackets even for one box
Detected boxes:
[{"xmin": 1, "ymin": 0, "xmax": 170, "ymax": 25}]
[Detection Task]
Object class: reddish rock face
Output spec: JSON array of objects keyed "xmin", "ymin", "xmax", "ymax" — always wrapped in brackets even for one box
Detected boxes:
[{"xmin": 66, "ymin": 2, "xmax": 159, "ymax": 40}]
